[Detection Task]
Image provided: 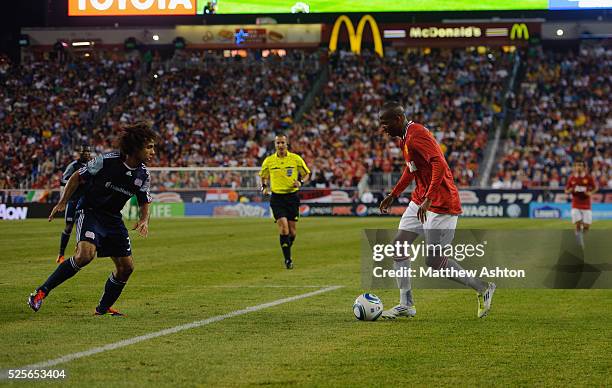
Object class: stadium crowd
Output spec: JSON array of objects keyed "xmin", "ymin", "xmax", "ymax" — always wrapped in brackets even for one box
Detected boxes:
[
  {"xmin": 0, "ymin": 53, "xmax": 139, "ymax": 189},
  {"xmin": 1, "ymin": 45, "xmax": 610, "ymax": 192},
  {"xmin": 493, "ymin": 45, "xmax": 612, "ymax": 189},
  {"xmin": 94, "ymin": 49, "xmax": 320, "ymax": 189},
  {"xmin": 294, "ymin": 48, "xmax": 512, "ymax": 188}
]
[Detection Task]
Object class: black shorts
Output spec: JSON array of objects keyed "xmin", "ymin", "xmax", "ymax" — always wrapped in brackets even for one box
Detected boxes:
[
  {"xmin": 75, "ymin": 209, "xmax": 132, "ymax": 258},
  {"xmin": 270, "ymin": 192, "xmax": 300, "ymax": 222},
  {"xmin": 64, "ymin": 200, "xmax": 78, "ymax": 224}
]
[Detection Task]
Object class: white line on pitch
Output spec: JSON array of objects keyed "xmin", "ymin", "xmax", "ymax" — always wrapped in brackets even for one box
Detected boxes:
[
  {"xmin": 207, "ymin": 285, "xmax": 341, "ymax": 288},
  {"xmin": 0, "ymin": 285, "xmax": 343, "ymax": 379},
  {"xmin": 59, "ymin": 283, "xmax": 340, "ymax": 290},
  {"xmin": 53, "ymin": 285, "xmax": 341, "ymax": 289}
]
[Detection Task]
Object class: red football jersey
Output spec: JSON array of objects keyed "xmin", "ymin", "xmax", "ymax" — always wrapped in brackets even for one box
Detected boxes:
[
  {"xmin": 566, "ymin": 174, "xmax": 596, "ymax": 210},
  {"xmin": 391, "ymin": 122, "xmax": 462, "ymax": 215}
]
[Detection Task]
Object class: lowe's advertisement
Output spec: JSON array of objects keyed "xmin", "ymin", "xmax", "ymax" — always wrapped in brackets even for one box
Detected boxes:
[{"xmin": 530, "ymin": 203, "xmax": 612, "ymax": 220}]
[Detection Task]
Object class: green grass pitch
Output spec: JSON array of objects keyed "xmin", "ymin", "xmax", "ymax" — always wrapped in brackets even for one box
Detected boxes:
[
  {"xmin": 1, "ymin": 217, "xmax": 611, "ymax": 386},
  {"xmin": 197, "ymin": 0, "xmax": 547, "ymax": 14}
]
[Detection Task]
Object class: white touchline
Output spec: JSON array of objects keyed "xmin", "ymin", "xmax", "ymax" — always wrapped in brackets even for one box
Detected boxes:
[{"xmin": 1, "ymin": 285, "xmax": 343, "ymax": 379}]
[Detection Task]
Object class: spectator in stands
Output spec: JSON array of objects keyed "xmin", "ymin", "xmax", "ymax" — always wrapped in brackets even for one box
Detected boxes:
[{"xmin": 494, "ymin": 45, "xmax": 611, "ymax": 188}]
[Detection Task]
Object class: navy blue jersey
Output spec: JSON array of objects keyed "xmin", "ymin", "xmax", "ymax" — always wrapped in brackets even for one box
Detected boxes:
[
  {"xmin": 77, "ymin": 152, "xmax": 151, "ymax": 220},
  {"xmin": 62, "ymin": 160, "xmax": 87, "ymax": 202}
]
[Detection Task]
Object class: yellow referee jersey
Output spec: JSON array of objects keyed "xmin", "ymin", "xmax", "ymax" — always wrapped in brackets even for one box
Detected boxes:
[{"xmin": 259, "ymin": 152, "xmax": 311, "ymax": 194}]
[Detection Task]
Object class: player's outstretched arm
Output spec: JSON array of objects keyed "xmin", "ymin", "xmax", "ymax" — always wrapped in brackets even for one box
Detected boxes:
[
  {"xmin": 133, "ymin": 202, "xmax": 150, "ymax": 237},
  {"xmin": 49, "ymin": 171, "xmax": 80, "ymax": 222}
]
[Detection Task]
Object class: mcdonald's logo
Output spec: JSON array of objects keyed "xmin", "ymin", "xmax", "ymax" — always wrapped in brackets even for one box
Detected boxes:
[
  {"xmin": 329, "ymin": 15, "xmax": 384, "ymax": 57},
  {"xmin": 510, "ymin": 23, "xmax": 529, "ymax": 40}
]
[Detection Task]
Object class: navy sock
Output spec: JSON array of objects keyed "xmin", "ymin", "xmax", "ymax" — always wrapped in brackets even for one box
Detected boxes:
[
  {"xmin": 280, "ymin": 234, "xmax": 291, "ymax": 261},
  {"xmin": 59, "ymin": 231, "xmax": 71, "ymax": 256},
  {"xmin": 289, "ymin": 235, "xmax": 296, "ymax": 247},
  {"xmin": 96, "ymin": 273, "xmax": 126, "ymax": 313},
  {"xmin": 39, "ymin": 257, "xmax": 80, "ymax": 295}
]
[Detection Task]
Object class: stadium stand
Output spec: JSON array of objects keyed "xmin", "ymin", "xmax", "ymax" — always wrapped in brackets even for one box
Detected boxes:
[
  {"xmin": 0, "ymin": 53, "xmax": 139, "ymax": 189},
  {"xmin": 492, "ymin": 45, "xmax": 612, "ymax": 189},
  {"xmin": 2, "ymin": 45, "xmax": 609, "ymax": 191},
  {"xmin": 94, "ymin": 50, "xmax": 320, "ymax": 189},
  {"xmin": 295, "ymin": 48, "xmax": 513, "ymax": 188}
]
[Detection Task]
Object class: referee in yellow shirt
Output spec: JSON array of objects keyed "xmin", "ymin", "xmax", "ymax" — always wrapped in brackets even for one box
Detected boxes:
[{"xmin": 259, "ymin": 134, "xmax": 310, "ymax": 269}]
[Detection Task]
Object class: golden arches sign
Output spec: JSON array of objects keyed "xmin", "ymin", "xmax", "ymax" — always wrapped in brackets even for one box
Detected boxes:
[
  {"xmin": 329, "ymin": 15, "xmax": 384, "ymax": 57},
  {"xmin": 510, "ymin": 23, "xmax": 529, "ymax": 40}
]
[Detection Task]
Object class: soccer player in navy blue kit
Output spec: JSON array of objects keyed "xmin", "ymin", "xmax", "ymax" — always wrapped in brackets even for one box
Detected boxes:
[
  {"xmin": 28, "ymin": 123, "xmax": 158, "ymax": 316},
  {"xmin": 56, "ymin": 145, "xmax": 92, "ymax": 264}
]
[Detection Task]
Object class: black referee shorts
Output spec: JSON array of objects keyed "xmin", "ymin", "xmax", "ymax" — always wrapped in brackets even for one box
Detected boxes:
[{"xmin": 270, "ymin": 192, "xmax": 300, "ymax": 222}]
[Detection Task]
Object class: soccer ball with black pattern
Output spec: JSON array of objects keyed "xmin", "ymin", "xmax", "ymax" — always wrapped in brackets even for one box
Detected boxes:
[{"xmin": 353, "ymin": 293, "xmax": 383, "ymax": 321}]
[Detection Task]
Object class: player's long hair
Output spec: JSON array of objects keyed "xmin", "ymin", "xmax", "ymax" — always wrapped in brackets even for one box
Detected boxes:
[{"xmin": 116, "ymin": 122, "xmax": 159, "ymax": 158}]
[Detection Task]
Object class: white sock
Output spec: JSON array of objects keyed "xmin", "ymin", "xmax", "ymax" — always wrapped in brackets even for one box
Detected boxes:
[
  {"xmin": 575, "ymin": 230, "xmax": 584, "ymax": 247},
  {"xmin": 394, "ymin": 259, "xmax": 413, "ymax": 306}
]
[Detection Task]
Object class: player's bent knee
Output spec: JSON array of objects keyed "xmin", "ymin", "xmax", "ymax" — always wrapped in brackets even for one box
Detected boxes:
[
  {"xmin": 113, "ymin": 257, "xmax": 134, "ymax": 280},
  {"xmin": 425, "ymin": 255, "xmax": 446, "ymax": 270},
  {"xmin": 74, "ymin": 242, "xmax": 96, "ymax": 267},
  {"xmin": 393, "ymin": 230, "xmax": 419, "ymax": 246},
  {"xmin": 117, "ymin": 265, "xmax": 134, "ymax": 279},
  {"xmin": 74, "ymin": 253, "xmax": 94, "ymax": 267}
]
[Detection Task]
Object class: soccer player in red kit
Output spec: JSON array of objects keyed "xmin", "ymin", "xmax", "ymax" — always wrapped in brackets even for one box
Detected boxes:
[
  {"xmin": 565, "ymin": 160, "xmax": 598, "ymax": 247},
  {"xmin": 378, "ymin": 102, "xmax": 496, "ymax": 319}
]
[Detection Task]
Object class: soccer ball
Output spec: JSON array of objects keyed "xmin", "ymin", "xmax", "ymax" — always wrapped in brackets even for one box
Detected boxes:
[{"xmin": 353, "ymin": 293, "xmax": 383, "ymax": 321}]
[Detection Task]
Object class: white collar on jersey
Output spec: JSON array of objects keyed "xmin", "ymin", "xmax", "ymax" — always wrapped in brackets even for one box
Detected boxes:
[
  {"xmin": 402, "ymin": 121, "xmax": 414, "ymax": 141},
  {"xmin": 123, "ymin": 162, "xmax": 137, "ymax": 171}
]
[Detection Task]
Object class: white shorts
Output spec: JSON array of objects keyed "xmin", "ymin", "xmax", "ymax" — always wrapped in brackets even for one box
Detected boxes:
[
  {"xmin": 571, "ymin": 208, "xmax": 592, "ymax": 225},
  {"xmin": 398, "ymin": 201, "xmax": 458, "ymax": 245}
]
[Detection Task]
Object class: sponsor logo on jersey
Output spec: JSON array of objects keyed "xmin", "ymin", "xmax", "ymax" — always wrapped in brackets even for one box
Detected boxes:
[
  {"xmin": 407, "ymin": 160, "xmax": 418, "ymax": 172},
  {"xmin": 105, "ymin": 182, "xmax": 135, "ymax": 197}
]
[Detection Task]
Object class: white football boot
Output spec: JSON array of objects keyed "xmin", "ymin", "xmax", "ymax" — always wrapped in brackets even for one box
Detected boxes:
[
  {"xmin": 477, "ymin": 282, "xmax": 496, "ymax": 318},
  {"xmin": 381, "ymin": 304, "xmax": 416, "ymax": 319}
]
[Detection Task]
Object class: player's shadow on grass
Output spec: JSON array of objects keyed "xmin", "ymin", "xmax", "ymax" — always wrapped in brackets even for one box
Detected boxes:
[{"xmin": 545, "ymin": 231, "xmax": 612, "ymax": 289}]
